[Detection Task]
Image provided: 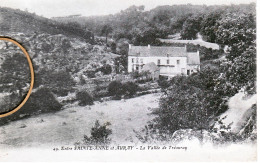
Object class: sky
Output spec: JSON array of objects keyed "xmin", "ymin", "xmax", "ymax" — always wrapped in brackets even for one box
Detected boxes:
[{"xmin": 0, "ymin": 0, "xmax": 256, "ymax": 18}]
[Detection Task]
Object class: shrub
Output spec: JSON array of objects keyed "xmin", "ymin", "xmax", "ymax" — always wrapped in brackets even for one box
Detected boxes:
[
  {"xmin": 0, "ymin": 87, "xmax": 62, "ymax": 125},
  {"xmin": 99, "ymin": 64, "xmax": 112, "ymax": 75},
  {"xmin": 123, "ymin": 82, "xmax": 139, "ymax": 97},
  {"xmin": 83, "ymin": 120, "xmax": 112, "ymax": 145},
  {"xmin": 76, "ymin": 91, "xmax": 94, "ymax": 106},
  {"xmin": 93, "ymin": 89, "xmax": 108, "ymax": 99},
  {"xmin": 25, "ymin": 87, "xmax": 62, "ymax": 112},
  {"xmin": 107, "ymin": 81, "xmax": 140, "ymax": 99},
  {"xmin": 157, "ymin": 76, "xmax": 170, "ymax": 91},
  {"xmin": 107, "ymin": 81, "xmax": 124, "ymax": 97},
  {"xmin": 38, "ymin": 70, "xmax": 76, "ymax": 96}
]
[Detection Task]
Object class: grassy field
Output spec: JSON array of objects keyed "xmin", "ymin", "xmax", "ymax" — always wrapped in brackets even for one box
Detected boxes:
[{"xmin": 0, "ymin": 93, "xmax": 161, "ymax": 148}]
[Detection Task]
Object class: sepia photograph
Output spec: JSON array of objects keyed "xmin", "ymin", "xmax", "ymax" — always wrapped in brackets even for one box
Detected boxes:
[{"xmin": 0, "ymin": 0, "xmax": 257, "ymax": 162}]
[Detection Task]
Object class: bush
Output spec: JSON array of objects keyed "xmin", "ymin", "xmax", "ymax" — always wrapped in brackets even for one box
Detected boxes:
[
  {"xmin": 157, "ymin": 76, "xmax": 170, "ymax": 91},
  {"xmin": 123, "ymin": 82, "xmax": 139, "ymax": 97},
  {"xmin": 24, "ymin": 87, "xmax": 62, "ymax": 113},
  {"xmin": 38, "ymin": 70, "xmax": 76, "ymax": 96},
  {"xmin": 76, "ymin": 91, "xmax": 94, "ymax": 106},
  {"xmin": 83, "ymin": 120, "xmax": 112, "ymax": 145},
  {"xmin": 93, "ymin": 89, "xmax": 108, "ymax": 100},
  {"xmin": 107, "ymin": 81, "xmax": 124, "ymax": 97},
  {"xmin": 99, "ymin": 64, "xmax": 112, "ymax": 75},
  {"xmin": 108, "ymin": 81, "xmax": 139, "ymax": 99},
  {"xmin": 0, "ymin": 87, "xmax": 62, "ymax": 125}
]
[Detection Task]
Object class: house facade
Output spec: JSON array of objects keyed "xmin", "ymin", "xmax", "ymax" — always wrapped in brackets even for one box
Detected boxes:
[{"xmin": 128, "ymin": 44, "xmax": 200, "ymax": 77}]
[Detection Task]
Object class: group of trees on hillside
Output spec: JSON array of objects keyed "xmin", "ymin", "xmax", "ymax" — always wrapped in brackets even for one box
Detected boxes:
[
  {"xmin": 148, "ymin": 9, "xmax": 256, "ymax": 142},
  {"xmin": 79, "ymin": 3, "xmax": 255, "ymax": 46}
]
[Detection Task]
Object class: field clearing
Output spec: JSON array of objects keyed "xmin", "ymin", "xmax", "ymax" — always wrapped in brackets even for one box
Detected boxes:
[{"xmin": 0, "ymin": 93, "xmax": 161, "ymax": 149}]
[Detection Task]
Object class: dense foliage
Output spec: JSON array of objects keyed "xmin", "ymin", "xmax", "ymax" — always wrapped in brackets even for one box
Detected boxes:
[
  {"xmin": 76, "ymin": 91, "xmax": 94, "ymax": 106},
  {"xmin": 83, "ymin": 120, "xmax": 112, "ymax": 145},
  {"xmin": 108, "ymin": 81, "xmax": 139, "ymax": 99},
  {"xmin": 37, "ymin": 70, "xmax": 76, "ymax": 96},
  {"xmin": 150, "ymin": 8, "xmax": 256, "ymax": 140},
  {"xmin": 54, "ymin": 3, "xmax": 255, "ymax": 46}
]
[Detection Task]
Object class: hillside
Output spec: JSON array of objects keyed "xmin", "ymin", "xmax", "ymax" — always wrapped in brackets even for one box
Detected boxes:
[
  {"xmin": 0, "ymin": 7, "xmax": 93, "ymax": 42},
  {"xmin": 0, "ymin": 31, "xmax": 120, "ymax": 122},
  {"xmin": 52, "ymin": 3, "xmax": 255, "ymax": 46}
]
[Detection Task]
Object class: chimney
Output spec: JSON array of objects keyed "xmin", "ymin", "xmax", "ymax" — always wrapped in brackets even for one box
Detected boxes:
[
  {"xmin": 148, "ymin": 44, "xmax": 150, "ymax": 49},
  {"xmin": 129, "ymin": 44, "xmax": 132, "ymax": 49}
]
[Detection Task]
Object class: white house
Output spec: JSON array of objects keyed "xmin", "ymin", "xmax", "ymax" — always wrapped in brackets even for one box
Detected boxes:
[{"xmin": 128, "ymin": 44, "xmax": 200, "ymax": 77}]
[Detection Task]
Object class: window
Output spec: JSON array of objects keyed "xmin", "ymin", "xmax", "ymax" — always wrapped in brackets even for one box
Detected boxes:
[
  {"xmin": 132, "ymin": 65, "xmax": 134, "ymax": 71},
  {"xmin": 177, "ymin": 60, "xmax": 180, "ymax": 64},
  {"xmin": 140, "ymin": 59, "xmax": 143, "ymax": 64},
  {"xmin": 157, "ymin": 59, "xmax": 161, "ymax": 65},
  {"xmin": 187, "ymin": 70, "xmax": 190, "ymax": 75},
  {"xmin": 132, "ymin": 58, "xmax": 134, "ymax": 63},
  {"xmin": 167, "ymin": 59, "xmax": 170, "ymax": 64},
  {"xmin": 136, "ymin": 58, "xmax": 139, "ymax": 63}
]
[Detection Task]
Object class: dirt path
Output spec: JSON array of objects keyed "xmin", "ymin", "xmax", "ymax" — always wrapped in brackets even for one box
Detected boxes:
[{"xmin": 0, "ymin": 93, "xmax": 160, "ymax": 149}]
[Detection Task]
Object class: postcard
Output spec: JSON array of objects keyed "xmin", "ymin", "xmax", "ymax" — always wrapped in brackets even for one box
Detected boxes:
[{"xmin": 0, "ymin": 0, "xmax": 257, "ymax": 162}]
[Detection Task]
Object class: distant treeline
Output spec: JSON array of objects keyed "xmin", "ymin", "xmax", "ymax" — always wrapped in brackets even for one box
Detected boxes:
[{"xmin": 53, "ymin": 3, "xmax": 255, "ymax": 45}]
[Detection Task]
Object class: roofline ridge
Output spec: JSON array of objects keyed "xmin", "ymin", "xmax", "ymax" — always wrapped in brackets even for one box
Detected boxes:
[{"xmin": 130, "ymin": 45, "xmax": 186, "ymax": 48}]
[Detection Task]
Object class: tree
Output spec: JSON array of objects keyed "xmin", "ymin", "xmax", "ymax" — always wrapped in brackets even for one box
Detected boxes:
[
  {"xmin": 215, "ymin": 13, "xmax": 256, "ymax": 94},
  {"xmin": 101, "ymin": 24, "xmax": 113, "ymax": 44},
  {"xmin": 181, "ymin": 15, "xmax": 202, "ymax": 40},
  {"xmin": 152, "ymin": 65, "xmax": 232, "ymax": 136},
  {"xmin": 153, "ymin": 75, "xmax": 209, "ymax": 135},
  {"xmin": 200, "ymin": 11, "xmax": 223, "ymax": 43}
]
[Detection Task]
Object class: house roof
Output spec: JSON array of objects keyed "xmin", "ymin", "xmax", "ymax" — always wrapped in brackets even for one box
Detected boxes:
[{"xmin": 129, "ymin": 46, "xmax": 187, "ymax": 57}]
